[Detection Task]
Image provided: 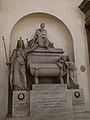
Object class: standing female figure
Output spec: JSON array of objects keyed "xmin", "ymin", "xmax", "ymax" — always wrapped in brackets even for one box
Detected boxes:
[{"xmin": 10, "ymin": 39, "xmax": 27, "ymax": 90}]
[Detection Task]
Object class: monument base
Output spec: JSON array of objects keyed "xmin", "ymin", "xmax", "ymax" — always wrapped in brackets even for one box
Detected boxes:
[
  {"xmin": 70, "ymin": 89, "xmax": 86, "ymax": 112},
  {"xmin": 7, "ymin": 84, "xmax": 87, "ymax": 120},
  {"xmin": 6, "ymin": 112, "xmax": 90, "ymax": 120},
  {"xmin": 12, "ymin": 91, "xmax": 30, "ymax": 117},
  {"xmin": 30, "ymin": 84, "xmax": 73, "ymax": 120}
]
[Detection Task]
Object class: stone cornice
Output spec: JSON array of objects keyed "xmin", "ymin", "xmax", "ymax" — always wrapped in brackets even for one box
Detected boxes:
[
  {"xmin": 79, "ymin": 0, "xmax": 90, "ymax": 14},
  {"xmin": 79, "ymin": 0, "xmax": 90, "ymax": 30}
]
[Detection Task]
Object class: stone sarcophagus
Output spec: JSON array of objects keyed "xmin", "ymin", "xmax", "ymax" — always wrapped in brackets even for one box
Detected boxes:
[{"xmin": 27, "ymin": 48, "xmax": 64, "ymax": 84}]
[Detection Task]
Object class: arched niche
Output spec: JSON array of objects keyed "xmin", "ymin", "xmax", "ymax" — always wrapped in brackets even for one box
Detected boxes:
[{"xmin": 9, "ymin": 13, "xmax": 74, "ymax": 60}]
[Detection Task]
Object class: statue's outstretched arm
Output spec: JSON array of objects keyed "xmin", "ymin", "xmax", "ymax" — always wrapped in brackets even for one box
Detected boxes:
[{"xmin": 26, "ymin": 44, "xmax": 38, "ymax": 53}]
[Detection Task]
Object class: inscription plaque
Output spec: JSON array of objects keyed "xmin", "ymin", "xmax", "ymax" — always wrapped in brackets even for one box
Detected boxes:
[
  {"xmin": 71, "ymin": 89, "xmax": 86, "ymax": 112},
  {"xmin": 12, "ymin": 91, "xmax": 30, "ymax": 117},
  {"xmin": 30, "ymin": 89, "xmax": 73, "ymax": 120}
]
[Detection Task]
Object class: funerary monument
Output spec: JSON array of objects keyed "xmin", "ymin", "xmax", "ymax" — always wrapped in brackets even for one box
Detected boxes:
[
  {"xmin": 5, "ymin": 23, "xmax": 86, "ymax": 120},
  {"xmin": 0, "ymin": 0, "xmax": 90, "ymax": 120}
]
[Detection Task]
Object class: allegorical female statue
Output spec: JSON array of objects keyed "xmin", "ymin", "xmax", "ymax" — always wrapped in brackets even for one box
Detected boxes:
[
  {"xmin": 56, "ymin": 56, "xmax": 79, "ymax": 89},
  {"xmin": 65, "ymin": 56, "xmax": 79, "ymax": 89},
  {"xmin": 9, "ymin": 38, "xmax": 36, "ymax": 90},
  {"xmin": 9, "ymin": 39, "xmax": 27, "ymax": 90}
]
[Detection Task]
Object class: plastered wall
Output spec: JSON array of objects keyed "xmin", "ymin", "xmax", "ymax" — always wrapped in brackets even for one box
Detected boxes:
[{"xmin": 0, "ymin": 0, "xmax": 90, "ymax": 117}]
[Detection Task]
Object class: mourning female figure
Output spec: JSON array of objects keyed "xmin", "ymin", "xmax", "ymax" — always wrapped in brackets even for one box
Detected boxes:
[
  {"xmin": 9, "ymin": 39, "xmax": 28, "ymax": 90},
  {"xmin": 65, "ymin": 56, "xmax": 79, "ymax": 89},
  {"xmin": 56, "ymin": 56, "xmax": 79, "ymax": 89}
]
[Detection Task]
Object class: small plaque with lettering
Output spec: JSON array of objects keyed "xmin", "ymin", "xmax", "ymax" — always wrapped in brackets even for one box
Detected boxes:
[
  {"xmin": 12, "ymin": 91, "xmax": 30, "ymax": 117},
  {"xmin": 71, "ymin": 89, "xmax": 86, "ymax": 112}
]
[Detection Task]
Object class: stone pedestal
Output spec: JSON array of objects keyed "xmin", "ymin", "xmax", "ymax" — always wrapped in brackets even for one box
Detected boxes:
[
  {"xmin": 30, "ymin": 84, "xmax": 73, "ymax": 120},
  {"xmin": 71, "ymin": 89, "xmax": 86, "ymax": 112},
  {"xmin": 6, "ymin": 87, "xmax": 88, "ymax": 120},
  {"xmin": 12, "ymin": 91, "xmax": 30, "ymax": 117},
  {"xmin": 7, "ymin": 85, "xmax": 87, "ymax": 120}
]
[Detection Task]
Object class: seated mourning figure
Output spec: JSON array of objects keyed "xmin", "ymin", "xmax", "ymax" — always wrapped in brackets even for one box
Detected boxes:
[
  {"xmin": 56, "ymin": 56, "xmax": 79, "ymax": 89},
  {"xmin": 27, "ymin": 23, "xmax": 54, "ymax": 49}
]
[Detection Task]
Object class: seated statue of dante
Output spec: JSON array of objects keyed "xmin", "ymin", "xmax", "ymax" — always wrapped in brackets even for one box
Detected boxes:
[{"xmin": 27, "ymin": 23, "xmax": 54, "ymax": 49}]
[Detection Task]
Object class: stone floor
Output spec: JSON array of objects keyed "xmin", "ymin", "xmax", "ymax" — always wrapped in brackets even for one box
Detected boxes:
[{"xmin": 1, "ymin": 112, "xmax": 90, "ymax": 120}]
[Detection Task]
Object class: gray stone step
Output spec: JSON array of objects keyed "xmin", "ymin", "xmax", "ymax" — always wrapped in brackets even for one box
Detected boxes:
[{"xmin": 6, "ymin": 112, "xmax": 90, "ymax": 120}]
